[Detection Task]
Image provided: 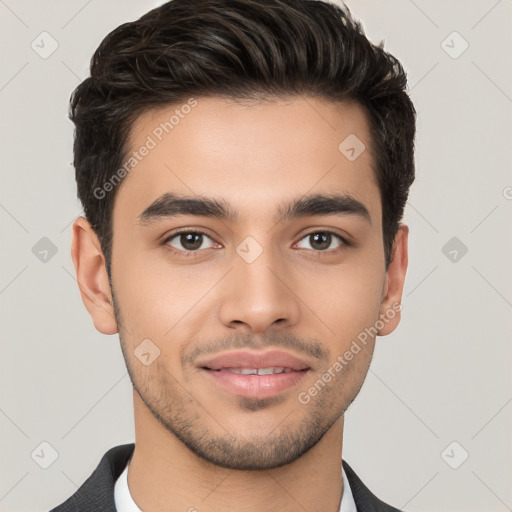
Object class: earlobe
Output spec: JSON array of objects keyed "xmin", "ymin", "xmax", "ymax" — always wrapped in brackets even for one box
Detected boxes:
[
  {"xmin": 377, "ymin": 223, "xmax": 409, "ymax": 336},
  {"xmin": 71, "ymin": 217, "xmax": 118, "ymax": 335}
]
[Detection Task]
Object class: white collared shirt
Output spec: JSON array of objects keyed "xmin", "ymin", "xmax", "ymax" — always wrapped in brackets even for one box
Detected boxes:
[{"xmin": 114, "ymin": 456, "xmax": 357, "ymax": 511}]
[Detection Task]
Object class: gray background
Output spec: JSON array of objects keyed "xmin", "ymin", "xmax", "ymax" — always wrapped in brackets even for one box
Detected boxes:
[{"xmin": 1, "ymin": 0, "xmax": 511, "ymax": 511}]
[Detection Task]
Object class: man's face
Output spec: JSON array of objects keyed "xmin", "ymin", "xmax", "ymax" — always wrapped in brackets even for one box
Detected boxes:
[{"xmin": 105, "ymin": 96, "xmax": 402, "ymax": 470}]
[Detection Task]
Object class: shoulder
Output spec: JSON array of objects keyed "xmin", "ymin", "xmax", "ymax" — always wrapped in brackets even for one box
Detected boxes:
[
  {"xmin": 343, "ymin": 459, "xmax": 404, "ymax": 512},
  {"xmin": 49, "ymin": 443, "xmax": 135, "ymax": 512}
]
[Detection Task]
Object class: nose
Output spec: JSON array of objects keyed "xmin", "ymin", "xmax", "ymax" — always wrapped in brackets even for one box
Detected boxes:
[{"xmin": 217, "ymin": 242, "xmax": 300, "ymax": 334}]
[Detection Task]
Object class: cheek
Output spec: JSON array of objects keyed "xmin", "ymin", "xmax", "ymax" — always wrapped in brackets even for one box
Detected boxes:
[
  {"xmin": 295, "ymin": 258, "xmax": 385, "ymax": 343},
  {"xmin": 111, "ymin": 248, "xmax": 220, "ymax": 342}
]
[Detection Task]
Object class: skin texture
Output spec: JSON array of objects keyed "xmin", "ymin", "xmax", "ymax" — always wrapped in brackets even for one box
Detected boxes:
[{"xmin": 71, "ymin": 96, "xmax": 408, "ymax": 512}]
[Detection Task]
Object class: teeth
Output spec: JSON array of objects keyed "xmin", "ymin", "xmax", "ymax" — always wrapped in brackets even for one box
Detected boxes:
[
  {"xmin": 241, "ymin": 368, "xmax": 258, "ymax": 375},
  {"xmin": 227, "ymin": 367, "xmax": 291, "ymax": 375},
  {"xmin": 257, "ymin": 367, "xmax": 279, "ymax": 375}
]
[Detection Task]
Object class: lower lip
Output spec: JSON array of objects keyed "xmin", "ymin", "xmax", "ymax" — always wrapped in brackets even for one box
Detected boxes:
[{"xmin": 202, "ymin": 368, "xmax": 308, "ymax": 399}]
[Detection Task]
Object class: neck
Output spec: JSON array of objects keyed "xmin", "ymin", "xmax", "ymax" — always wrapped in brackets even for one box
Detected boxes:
[{"xmin": 128, "ymin": 391, "xmax": 344, "ymax": 512}]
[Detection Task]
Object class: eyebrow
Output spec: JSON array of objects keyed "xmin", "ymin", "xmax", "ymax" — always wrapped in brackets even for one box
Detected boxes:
[{"xmin": 138, "ymin": 192, "xmax": 372, "ymax": 226}]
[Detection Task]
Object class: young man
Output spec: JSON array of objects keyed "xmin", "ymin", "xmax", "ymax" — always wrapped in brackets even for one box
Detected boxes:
[{"xmin": 51, "ymin": 0, "xmax": 415, "ymax": 510}]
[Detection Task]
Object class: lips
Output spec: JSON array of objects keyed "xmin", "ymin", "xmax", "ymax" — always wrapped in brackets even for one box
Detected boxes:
[
  {"xmin": 198, "ymin": 349, "xmax": 311, "ymax": 372},
  {"xmin": 198, "ymin": 349, "xmax": 311, "ymax": 399}
]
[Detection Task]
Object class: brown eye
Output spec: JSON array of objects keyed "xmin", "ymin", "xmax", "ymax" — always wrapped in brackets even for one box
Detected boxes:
[
  {"xmin": 165, "ymin": 231, "xmax": 216, "ymax": 252},
  {"xmin": 296, "ymin": 231, "xmax": 345, "ymax": 252}
]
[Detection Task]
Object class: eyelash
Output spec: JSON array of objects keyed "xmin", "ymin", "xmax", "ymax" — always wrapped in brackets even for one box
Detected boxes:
[{"xmin": 162, "ymin": 229, "xmax": 350, "ymax": 257}]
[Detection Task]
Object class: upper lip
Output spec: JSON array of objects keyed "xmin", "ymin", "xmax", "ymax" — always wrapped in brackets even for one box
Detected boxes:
[{"xmin": 198, "ymin": 349, "xmax": 311, "ymax": 371}]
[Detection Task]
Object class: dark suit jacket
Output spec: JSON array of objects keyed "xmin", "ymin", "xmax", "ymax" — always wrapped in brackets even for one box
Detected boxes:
[{"xmin": 50, "ymin": 443, "xmax": 403, "ymax": 512}]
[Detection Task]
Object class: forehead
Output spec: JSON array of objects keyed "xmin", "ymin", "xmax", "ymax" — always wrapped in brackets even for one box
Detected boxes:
[{"xmin": 115, "ymin": 96, "xmax": 381, "ymax": 225}]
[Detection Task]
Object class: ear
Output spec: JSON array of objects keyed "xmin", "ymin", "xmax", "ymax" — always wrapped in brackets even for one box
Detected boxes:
[
  {"xmin": 377, "ymin": 223, "xmax": 409, "ymax": 336},
  {"xmin": 71, "ymin": 216, "xmax": 118, "ymax": 335}
]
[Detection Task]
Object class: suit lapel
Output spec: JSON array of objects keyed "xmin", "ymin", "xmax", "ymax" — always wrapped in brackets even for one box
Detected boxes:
[{"xmin": 342, "ymin": 459, "xmax": 403, "ymax": 512}]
